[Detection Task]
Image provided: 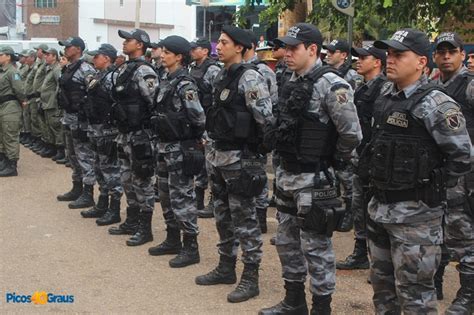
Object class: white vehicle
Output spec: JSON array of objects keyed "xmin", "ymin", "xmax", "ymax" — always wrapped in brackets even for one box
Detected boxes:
[{"xmin": 0, "ymin": 39, "xmax": 62, "ymax": 53}]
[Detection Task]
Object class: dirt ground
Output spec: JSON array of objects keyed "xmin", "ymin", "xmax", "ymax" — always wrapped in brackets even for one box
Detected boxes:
[{"xmin": 0, "ymin": 147, "xmax": 460, "ymax": 314}]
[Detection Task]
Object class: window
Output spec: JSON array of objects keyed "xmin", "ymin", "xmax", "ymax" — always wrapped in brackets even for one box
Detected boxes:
[{"xmin": 35, "ymin": 0, "xmax": 57, "ymax": 8}]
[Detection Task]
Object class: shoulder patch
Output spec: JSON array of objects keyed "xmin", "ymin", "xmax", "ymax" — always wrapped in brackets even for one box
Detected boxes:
[
  {"xmin": 330, "ymin": 82, "xmax": 350, "ymax": 92},
  {"xmin": 145, "ymin": 77, "xmax": 156, "ymax": 89},
  {"xmin": 445, "ymin": 108, "xmax": 462, "ymax": 130},
  {"xmin": 13, "ymin": 73, "xmax": 21, "ymax": 81},
  {"xmin": 247, "ymin": 89, "xmax": 259, "ymax": 100},
  {"xmin": 184, "ymin": 89, "xmax": 198, "ymax": 101}
]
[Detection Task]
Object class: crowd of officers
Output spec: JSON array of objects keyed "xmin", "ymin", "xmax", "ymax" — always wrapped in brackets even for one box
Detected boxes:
[{"xmin": 0, "ymin": 22, "xmax": 473, "ymax": 314}]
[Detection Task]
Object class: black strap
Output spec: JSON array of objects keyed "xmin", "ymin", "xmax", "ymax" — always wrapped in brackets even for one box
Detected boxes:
[
  {"xmin": 373, "ymin": 186, "xmax": 438, "ymax": 206},
  {"xmin": 0, "ymin": 94, "xmax": 17, "ymax": 104},
  {"xmin": 26, "ymin": 92, "xmax": 40, "ymax": 100}
]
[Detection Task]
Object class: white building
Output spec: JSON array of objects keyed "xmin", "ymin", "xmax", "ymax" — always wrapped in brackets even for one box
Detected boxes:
[{"xmin": 79, "ymin": 0, "xmax": 196, "ymax": 50}]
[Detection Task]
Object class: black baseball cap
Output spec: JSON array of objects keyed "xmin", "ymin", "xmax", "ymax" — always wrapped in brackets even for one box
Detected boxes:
[
  {"xmin": 221, "ymin": 25, "xmax": 252, "ymax": 49},
  {"xmin": 150, "ymin": 41, "xmax": 163, "ymax": 49},
  {"xmin": 324, "ymin": 39, "xmax": 350, "ymax": 53},
  {"xmin": 160, "ymin": 35, "xmax": 191, "ymax": 55},
  {"xmin": 59, "ymin": 37, "xmax": 86, "ymax": 51},
  {"xmin": 118, "ymin": 29, "xmax": 151, "ymax": 47},
  {"xmin": 245, "ymin": 30, "xmax": 258, "ymax": 48},
  {"xmin": 190, "ymin": 38, "xmax": 212, "ymax": 51},
  {"xmin": 351, "ymin": 44, "xmax": 386, "ymax": 62},
  {"xmin": 87, "ymin": 43, "xmax": 117, "ymax": 59},
  {"xmin": 434, "ymin": 32, "xmax": 464, "ymax": 50},
  {"xmin": 275, "ymin": 23, "xmax": 323, "ymax": 47},
  {"xmin": 374, "ymin": 28, "xmax": 431, "ymax": 58}
]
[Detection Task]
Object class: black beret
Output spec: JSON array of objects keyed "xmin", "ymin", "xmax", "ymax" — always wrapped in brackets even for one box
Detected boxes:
[
  {"xmin": 160, "ymin": 35, "xmax": 191, "ymax": 55},
  {"xmin": 221, "ymin": 25, "xmax": 252, "ymax": 49}
]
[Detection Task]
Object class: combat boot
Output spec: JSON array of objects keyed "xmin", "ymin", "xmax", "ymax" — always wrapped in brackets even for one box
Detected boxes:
[
  {"xmin": 195, "ymin": 186, "xmax": 205, "ymax": 210},
  {"xmin": 57, "ymin": 181, "xmax": 83, "ymax": 201},
  {"xmin": 109, "ymin": 205, "xmax": 139, "ymax": 235},
  {"xmin": 337, "ymin": 199, "xmax": 353, "ymax": 232},
  {"xmin": 56, "ymin": 156, "xmax": 68, "ymax": 164},
  {"xmin": 148, "ymin": 227, "xmax": 182, "ymax": 255},
  {"xmin": 96, "ymin": 197, "xmax": 121, "ymax": 226},
  {"xmin": 126, "ymin": 212, "xmax": 153, "ymax": 246},
  {"xmin": 31, "ymin": 139, "xmax": 44, "ymax": 152},
  {"xmin": 446, "ymin": 272, "xmax": 474, "ymax": 315},
  {"xmin": 68, "ymin": 184, "xmax": 95, "ymax": 209},
  {"xmin": 40, "ymin": 143, "xmax": 57, "ymax": 158},
  {"xmin": 198, "ymin": 192, "xmax": 214, "ymax": 218},
  {"xmin": 169, "ymin": 234, "xmax": 200, "ymax": 268},
  {"xmin": 0, "ymin": 153, "xmax": 7, "ymax": 171},
  {"xmin": 0, "ymin": 159, "xmax": 18, "ymax": 177},
  {"xmin": 227, "ymin": 263, "xmax": 259, "ymax": 303},
  {"xmin": 195, "ymin": 255, "xmax": 237, "ymax": 285},
  {"xmin": 19, "ymin": 132, "xmax": 26, "ymax": 144},
  {"xmin": 257, "ymin": 207, "xmax": 268, "ymax": 234},
  {"xmin": 23, "ymin": 133, "xmax": 32, "ymax": 146},
  {"xmin": 52, "ymin": 146, "xmax": 65, "ymax": 161},
  {"xmin": 259, "ymin": 281, "xmax": 308, "ymax": 315},
  {"xmin": 35, "ymin": 141, "xmax": 48, "ymax": 155},
  {"xmin": 311, "ymin": 294, "xmax": 332, "ymax": 315},
  {"xmin": 81, "ymin": 193, "xmax": 108, "ymax": 218},
  {"xmin": 24, "ymin": 136, "xmax": 37, "ymax": 148},
  {"xmin": 336, "ymin": 239, "xmax": 369, "ymax": 270}
]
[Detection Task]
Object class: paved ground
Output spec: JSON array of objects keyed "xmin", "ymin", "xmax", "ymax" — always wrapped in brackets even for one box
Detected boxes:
[{"xmin": 0, "ymin": 147, "xmax": 461, "ymax": 314}]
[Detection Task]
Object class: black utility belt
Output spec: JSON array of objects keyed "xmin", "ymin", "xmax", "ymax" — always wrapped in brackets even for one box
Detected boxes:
[
  {"xmin": 373, "ymin": 187, "xmax": 437, "ymax": 205},
  {"xmin": 213, "ymin": 141, "xmax": 257, "ymax": 152},
  {"xmin": 26, "ymin": 92, "xmax": 40, "ymax": 100},
  {"xmin": 0, "ymin": 95, "xmax": 18, "ymax": 104},
  {"xmin": 280, "ymin": 160, "xmax": 319, "ymax": 174}
]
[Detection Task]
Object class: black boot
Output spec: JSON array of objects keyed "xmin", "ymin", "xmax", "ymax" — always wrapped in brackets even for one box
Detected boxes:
[
  {"xmin": 57, "ymin": 181, "xmax": 83, "ymax": 201},
  {"xmin": 81, "ymin": 193, "xmax": 108, "ymax": 218},
  {"xmin": 19, "ymin": 132, "xmax": 26, "ymax": 144},
  {"xmin": 270, "ymin": 235, "xmax": 276, "ymax": 246},
  {"xmin": 52, "ymin": 146, "xmax": 65, "ymax": 161},
  {"xmin": 148, "ymin": 227, "xmax": 182, "ymax": 256},
  {"xmin": 311, "ymin": 294, "xmax": 332, "ymax": 315},
  {"xmin": 337, "ymin": 198, "xmax": 353, "ymax": 232},
  {"xmin": 336, "ymin": 239, "xmax": 369, "ymax": 270},
  {"xmin": 0, "ymin": 159, "xmax": 18, "ymax": 177},
  {"xmin": 169, "ymin": 234, "xmax": 200, "ymax": 268},
  {"xmin": 446, "ymin": 272, "xmax": 474, "ymax": 315},
  {"xmin": 23, "ymin": 133, "xmax": 32, "ymax": 145},
  {"xmin": 195, "ymin": 255, "xmax": 237, "ymax": 285},
  {"xmin": 24, "ymin": 136, "xmax": 37, "ymax": 148},
  {"xmin": 126, "ymin": 212, "xmax": 153, "ymax": 246},
  {"xmin": 198, "ymin": 192, "xmax": 214, "ymax": 218},
  {"xmin": 68, "ymin": 184, "xmax": 95, "ymax": 209},
  {"xmin": 40, "ymin": 143, "xmax": 57, "ymax": 158},
  {"xmin": 31, "ymin": 139, "xmax": 44, "ymax": 152},
  {"xmin": 109, "ymin": 205, "xmax": 139, "ymax": 235},
  {"xmin": 227, "ymin": 263, "xmax": 260, "ymax": 303},
  {"xmin": 195, "ymin": 186, "xmax": 205, "ymax": 210},
  {"xmin": 0, "ymin": 153, "xmax": 7, "ymax": 171},
  {"xmin": 259, "ymin": 281, "xmax": 308, "ymax": 315},
  {"xmin": 35, "ymin": 141, "xmax": 48, "ymax": 155},
  {"xmin": 96, "ymin": 198, "xmax": 121, "ymax": 226},
  {"xmin": 257, "ymin": 207, "xmax": 268, "ymax": 234}
]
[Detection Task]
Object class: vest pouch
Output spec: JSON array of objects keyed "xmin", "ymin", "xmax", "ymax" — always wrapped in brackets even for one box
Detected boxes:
[
  {"xmin": 126, "ymin": 104, "xmax": 143, "ymax": 130},
  {"xmin": 298, "ymin": 116, "xmax": 327, "ymax": 164},
  {"xmin": 391, "ymin": 139, "xmax": 418, "ymax": 186},
  {"xmin": 227, "ymin": 159, "xmax": 267, "ymax": 197},
  {"xmin": 370, "ymin": 138, "xmax": 393, "ymax": 185},
  {"xmin": 234, "ymin": 111, "xmax": 252, "ymax": 139},
  {"xmin": 131, "ymin": 134, "xmax": 154, "ymax": 179},
  {"xmin": 181, "ymin": 140, "xmax": 205, "ymax": 176}
]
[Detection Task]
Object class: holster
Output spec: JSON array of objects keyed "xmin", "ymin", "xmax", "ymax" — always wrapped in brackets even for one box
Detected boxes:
[
  {"xmin": 131, "ymin": 134, "xmax": 154, "ymax": 179},
  {"xmin": 297, "ymin": 195, "xmax": 344, "ymax": 237},
  {"xmin": 181, "ymin": 139, "xmax": 205, "ymax": 176},
  {"xmin": 227, "ymin": 158, "xmax": 267, "ymax": 197},
  {"xmin": 96, "ymin": 136, "xmax": 117, "ymax": 157}
]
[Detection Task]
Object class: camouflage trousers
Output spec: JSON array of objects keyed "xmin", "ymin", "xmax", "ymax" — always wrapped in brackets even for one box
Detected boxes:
[
  {"xmin": 352, "ymin": 174, "xmax": 368, "ymax": 240},
  {"xmin": 210, "ymin": 160, "xmax": 263, "ymax": 264},
  {"xmin": 29, "ymin": 99, "xmax": 43, "ymax": 138},
  {"xmin": 91, "ymin": 135, "xmax": 123, "ymax": 201},
  {"xmin": 446, "ymin": 176, "xmax": 474, "ymax": 274},
  {"xmin": 72, "ymin": 131, "xmax": 96, "ymax": 186},
  {"xmin": 194, "ymin": 141, "xmax": 211, "ymax": 190},
  {"xmin": 157, "ymin": 151, "xmax": 199, "ymax": 236},
  {"xmin": 275, "ymin": 187, "xmax": 335, "ymax": 296},
  {"xmin": 117, "ymin": 132, "xmax": 154, "ymax": 213},
  {"xmin": 335, "ymin": 165, "xmax": 353, "ymax": 210},
  {"xmin": 44, "ymin": 108, "xmax": 63, "ymax": 146},
  {"xmin": 64, "ymin": 126, "xmax": 82, "ymax": 183},
  {"xmin": 0, "ymin": 109, "xmax": 21, "ymax": 160},
  {"xmin": 368, "ymin": 216, "xmax": 442, "ymax": 315},
  {"xmin": 21, "ymin": 102, "xmax": 31, "ymax": 133},
  {"xmin": 256, "ymin": 154, "xmax": 270, "ymax": 209}
]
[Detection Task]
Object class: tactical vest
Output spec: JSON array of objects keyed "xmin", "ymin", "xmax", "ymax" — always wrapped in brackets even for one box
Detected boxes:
[
  {"xmin": 58, "ymin": 60, "xmax": 86, "ymax": 113},
  {"xmin": 154, "ymin": 69, "xmax": 200, "ymax": 142},
  {"xmin": 369, "ymin": 83, "xmax": 444, "ymax": 191},
  {"xmin": 86, "ymin": 67, "xmax": 115, "ymax": 124},
  {"xmin": 275, "ymin": 63, "xmax": 291, "ymax": 98},
  {"xmin": 189, "ymin": 58, "xmax": 219, "ymax": 110},
  {"xmin": 354, "ymin": 76, "xmax": 387, "ymax": 155},
  {"xmin": 206, "ymin": 63, "xmax": 260, "ymax": 150},
  {"xmin": 276, "ymin": 66, "xmax": 339, "ymax": 170},
  {"xmin": 444, "ymin": 72, "xmax": 474, "ymax": 139},
  {"xmin": 112, "ymin": 60, "xmax": 151, "ymax": 131}
]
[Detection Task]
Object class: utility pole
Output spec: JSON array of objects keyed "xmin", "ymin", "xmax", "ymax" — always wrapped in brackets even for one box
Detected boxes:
[{"xmin": 135, "ymin": 0, "xmax": 141, "ymax": 28}]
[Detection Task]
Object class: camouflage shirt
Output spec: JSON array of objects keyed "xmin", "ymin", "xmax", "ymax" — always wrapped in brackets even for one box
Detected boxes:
[
  {"xmin": 33, "ymin": 59, "xmax": 48, "ymax": 95},
  {"xmin": 246, "ymin": 54, "xmax": 278, "ymax": 108},
  {"xmin": 276, "ymin": 58, "xmax": 362, "ymax": 191},
  {"xmin": 0, "ymin": 63, "xmax": 25, "ymax": 115},
  {"xmin": 24, "ymin": 60, "xmax": 39, "ymax": 97},
  {"xmin": 40, "ymin": 62, "xmax": 61, "ymax": 110},
  {"xmin": 207, "ymin": 62, "xmax": 273, "ymax": 167},
  {"xmin": 368, "ymin": 74, "xmax": 472, "ymax": 223}
]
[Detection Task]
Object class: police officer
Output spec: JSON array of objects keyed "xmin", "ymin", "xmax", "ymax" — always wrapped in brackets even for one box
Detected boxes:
[
  {"xmin": 336, "ymin": 44, "xmax": 388, "ymax": 271},
  {"xmin": 189, "ymin": 37, "xmax": 221, "ymax": 218},
  {"xmin": 56, "ymin": 37, "xmax": 97, "ymax": 209},
  {"xmin": 23, "ymin": 50, "xmax": 40, "ymax": 151},
  {"xmin": 195, "ymin": 25, "xmax": 273, "ymax": 303},
  {"xmin": 147, "ymin": 35, "xmax": 205, "ymax": 267},
  {"xmin": 18, "ymin": 50, "xmax": 34, "ymax": 145},
  {"xmin": 39, "ymin": 48, "xmax": 64, "ymax": 160},
  {"xmin": 432, "ymin": 32, "xmax": 474, "ymax": 314},
  {"xmin": 244, "ymin": 30, "xmax": 278, "ymax": 234},
  {"xmin": 259, "ymin": 23, "xmax": 361, "ymax": 315},
  {"xmin": 150, "ymin": 41, "xmax": 166, "ymax": 79},
  {"xmin": 107, "ymin": 29, "xmax": 158, "ymax": 247},
  {"xmin": 271, "ymin": 41, "xmax": 291, "ymax": 98},
  {"xmin": 361, "ymin": 28, "xmax": 471, "ymax": 314},
  {"xmin": 0, "ymin": 46, "xmax": 26, "ymax": 176},
  {"xmin": 467, "ymin": 48, "xmax": 474, "ymax": 73},
  {"xmin": 80, "ymin": 44, "xmax": 123, "ymax": 227},
  {"xmin": 324, "ymin": 39, "xmax": 362, "ymax": 89}
]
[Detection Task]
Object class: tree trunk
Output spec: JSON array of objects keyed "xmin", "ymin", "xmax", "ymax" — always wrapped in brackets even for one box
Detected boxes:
[{"xmin": 278, "ymin": 0, "xmax": 309, "ymax": 36}]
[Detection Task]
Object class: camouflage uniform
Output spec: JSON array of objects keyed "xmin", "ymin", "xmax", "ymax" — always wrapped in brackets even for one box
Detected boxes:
[
  {"xmin": 275, "ymin": 58, "xmax": 361, "ymax": 297},
  {"xmin": 18, "ymin": 63, "xmax": 31, "ymax": 135},
  {"xmin": 154, "ymin": 67, "xmax": 205, "ymax": 237},
  {"xmin": 39, "ymin": 62, "xmax": 63, "ymax": 147},
  {"xmin": 366, "ymin": 75, "xmax": 472, "ymax": 314},
  {"xmin": 24, "ymin": 61, "xmax": 39, "ymax": 140},
  {"xmin": 32, "ymin": 59, "xmax": 47, "ymax": 142}
]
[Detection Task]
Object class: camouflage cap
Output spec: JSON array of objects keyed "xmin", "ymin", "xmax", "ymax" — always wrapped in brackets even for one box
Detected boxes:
[
  {"xmin": 33, "ymin": 43, "xmax": 49, "ymax": 51},
  {"xmin": 0, "ymin": 46, "xmax": 15, "ymax": 55}
]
